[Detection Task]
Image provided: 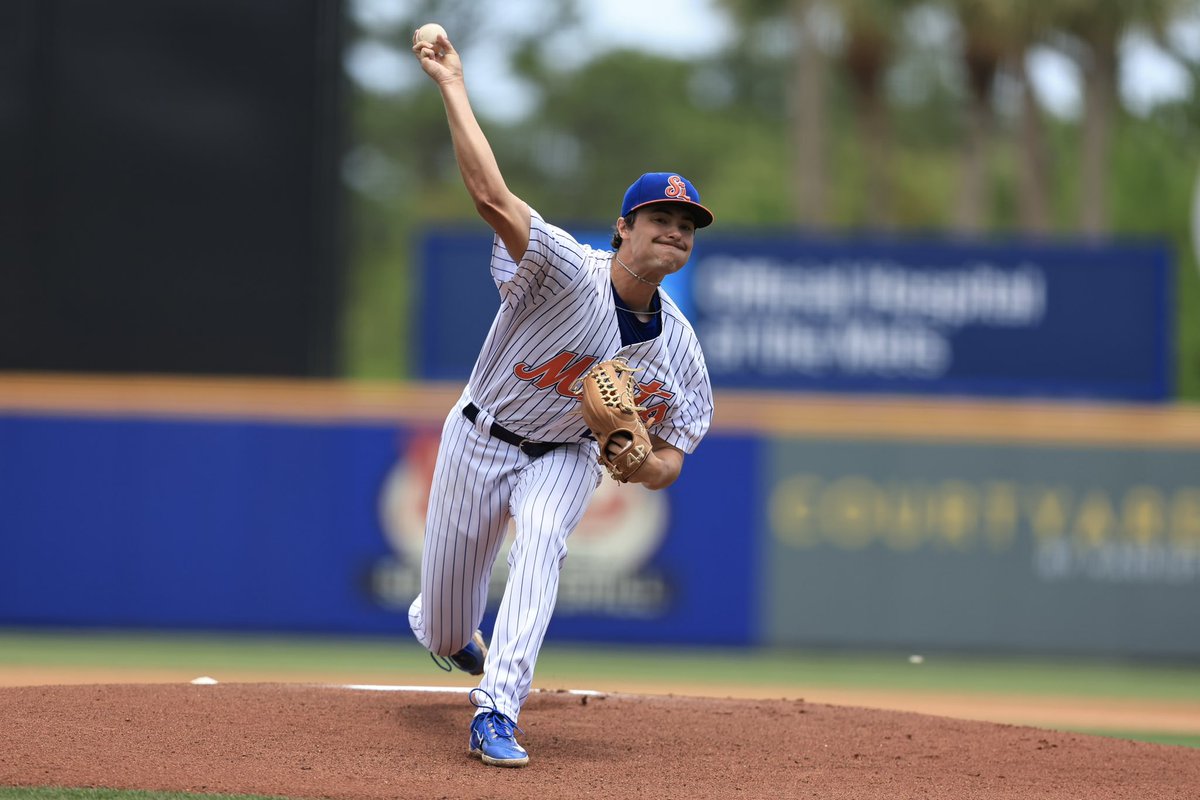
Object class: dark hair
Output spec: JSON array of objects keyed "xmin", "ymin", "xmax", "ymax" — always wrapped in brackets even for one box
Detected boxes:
[{"xmin": 610, "ymin": 211, "xmax": 638, "ymax": 249}]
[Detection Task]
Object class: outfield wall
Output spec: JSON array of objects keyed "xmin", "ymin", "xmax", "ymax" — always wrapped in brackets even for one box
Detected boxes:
[{"xmin": 2, "ymin": 374, "xmax": 1199, "ymax": 657}]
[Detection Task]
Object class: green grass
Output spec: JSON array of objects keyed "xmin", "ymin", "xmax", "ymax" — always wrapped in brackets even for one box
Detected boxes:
[
  {"xmin": 0, "ymin": 629, "xmax": 411, "ymax": 674},
  {"xmin": 2, "ymin": 629, "xmax": 1198, "ymax": 702},
  {"xmin": 1074, "ymin": 731, "xmax": 1200, "ymax": 749},
  {"xmin": 540, "ymin": 646, "xmax": 1200, "ymax": 701}
]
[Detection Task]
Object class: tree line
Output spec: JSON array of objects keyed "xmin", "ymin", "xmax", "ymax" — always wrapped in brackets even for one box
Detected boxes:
[{"xmin": 341, "ymin": 0, "xmax": 1200, "ymax": 394}]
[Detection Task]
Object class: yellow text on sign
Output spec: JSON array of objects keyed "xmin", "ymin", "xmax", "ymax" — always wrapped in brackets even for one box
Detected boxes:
[{"xmin": 770, "ymin": 475, "xmax": 1200, "ymax": 552}]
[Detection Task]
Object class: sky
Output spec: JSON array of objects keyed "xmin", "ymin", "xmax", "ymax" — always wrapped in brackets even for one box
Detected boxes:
[{"xmin": 347, "ymin": 0, "xmax": 1199, "ymax": 122}]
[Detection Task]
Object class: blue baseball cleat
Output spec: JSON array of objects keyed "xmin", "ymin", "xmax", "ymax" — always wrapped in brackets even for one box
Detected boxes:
[
  {"xmin": 468, "ymin": 689, "xmax": 529, "ymax": 767},
  {"xmin": 431, "ymin": 630, "xmax": 487, "ymax": 676}
]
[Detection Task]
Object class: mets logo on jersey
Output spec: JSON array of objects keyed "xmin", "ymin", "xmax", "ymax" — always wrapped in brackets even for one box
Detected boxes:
[{"xmin": 514, "ymin": 351, "xmax": 675, "ymax": 426}]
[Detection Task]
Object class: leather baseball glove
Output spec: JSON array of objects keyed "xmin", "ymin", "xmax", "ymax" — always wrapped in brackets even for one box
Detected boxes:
[{"xmin": 575, "ymin": 359, "xmax": 652, "ymax": 482}]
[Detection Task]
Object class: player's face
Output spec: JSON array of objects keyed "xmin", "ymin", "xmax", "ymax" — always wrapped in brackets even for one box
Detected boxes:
[{"xmin": 623, "ymin": 205, "xmax": 696, "ymax": 275}]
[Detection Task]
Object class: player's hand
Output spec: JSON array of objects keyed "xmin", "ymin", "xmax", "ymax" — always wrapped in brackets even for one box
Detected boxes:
[
  {"xmin": 411, "ymin": 31, "xmax": 463, "ymax": 86},
  {"xmin": 604, "ymin": 432, "xmax": 633, "ymax": 461}
]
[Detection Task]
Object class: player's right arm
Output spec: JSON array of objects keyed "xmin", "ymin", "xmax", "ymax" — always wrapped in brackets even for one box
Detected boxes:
[
  {"xmin": 605, "ymin": 434, "xmax": 684, "ymax": 490},
  {"xmin": 412, "ymin": 30, "xmax": 531, "ymax": 262}
]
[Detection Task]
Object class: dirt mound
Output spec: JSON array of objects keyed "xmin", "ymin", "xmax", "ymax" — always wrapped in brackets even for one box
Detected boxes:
[{"xmin": 3, "ymin": 683, "xmax": 1198, "ymax": 799}]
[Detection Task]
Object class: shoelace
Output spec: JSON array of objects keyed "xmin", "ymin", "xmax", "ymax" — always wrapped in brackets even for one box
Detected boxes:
[
  {"xmin": 430, "ymin": 652, "xmax": 454, "ymax": 672},
  {"xmin": 469, "ymin": 688, "xmax": 524, "ymax": 738}
]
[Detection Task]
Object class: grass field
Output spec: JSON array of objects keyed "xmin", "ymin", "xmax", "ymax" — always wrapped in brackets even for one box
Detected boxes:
[{"xmin": 2, "ymin": 628, "xmax": 1198, "ymax": 696}]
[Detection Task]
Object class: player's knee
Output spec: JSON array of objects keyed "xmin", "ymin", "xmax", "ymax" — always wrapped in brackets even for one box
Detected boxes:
[
  {"xmin": 427, "ymin": 630, "xmax": 471, "ymax": 657},
  {"xmin": 418, "ymin": 612, "xmax": 473, "ymax": 656}
]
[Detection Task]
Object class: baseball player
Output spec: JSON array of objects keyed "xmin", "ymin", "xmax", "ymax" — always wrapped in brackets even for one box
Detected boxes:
[{"xmin": 410, "ymin": 28, "xmax": 714, "ymax": 768}]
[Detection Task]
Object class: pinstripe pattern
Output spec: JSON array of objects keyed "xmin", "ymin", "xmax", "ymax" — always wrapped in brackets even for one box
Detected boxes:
[
  {"xmin": 408, "ymin": 400, "xmax": 601, "ymax": 721},
  {"xmin": 478, "ymin": 436, "xmax": 600, "ymax": 720},
  {"xmin": 409, "ymin": 208, "xmax": 713, "ymax": 726},
  {"xmin": 467, "ymin": 210, "xmax": 713, "ymax": 449},
  {"xmin": 408, "ymin": 402, "xmax": 524, "ymax": 658}
]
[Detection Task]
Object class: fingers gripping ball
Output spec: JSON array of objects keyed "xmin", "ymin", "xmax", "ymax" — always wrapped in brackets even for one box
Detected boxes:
[
  {"xmin": 414, "ymin": 22, "xmax": 447, "ymax": 51},
  {"xmin": 576, "ymin": 359, "xmax": 653, "ymax": 482}
]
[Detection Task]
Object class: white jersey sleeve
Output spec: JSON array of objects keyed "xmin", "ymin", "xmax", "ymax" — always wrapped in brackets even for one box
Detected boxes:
[{"xmin": 489, "ymin": 208, "xmax": 589, "ymax": 309}]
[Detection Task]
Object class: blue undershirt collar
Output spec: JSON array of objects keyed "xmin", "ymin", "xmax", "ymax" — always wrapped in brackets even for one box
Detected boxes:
[{"xmin": 611, "ymin": 282, "xmax": 662, "ymax": 346}]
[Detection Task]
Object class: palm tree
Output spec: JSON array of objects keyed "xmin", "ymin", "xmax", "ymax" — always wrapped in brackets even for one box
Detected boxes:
[
  {"xmin": 1049, "ymin": 0, "xmax": 1186, "ymax": 235},
  {"xmin": 953, "ymin": 0, "xmax": 1056, "ymax": 235},
  {"xmin": 1009, "ymin": 1, "xmax": 1056, "ymax": 235},
  {"xmin": 952, "ymin": 0, "xmax": 1006, "ymax": 234},
  {"xmin": 790, "ymin": 0, "xmax": 833, "ymax": 229},
  {"xmin": 838, "ymin": 0, "xmax": 910, "ymax": 230},
  {"xmin": 1053, "ymin": 0, "xmax": 1123, "ymax": 235},
  {"xmin": 720, "ymin": 0, "xmax": 833, "ymax": 229}
]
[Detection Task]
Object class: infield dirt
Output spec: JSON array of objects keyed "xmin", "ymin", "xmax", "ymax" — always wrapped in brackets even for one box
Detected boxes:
[{"xmin": 3, "ymin": 683, "xmax": 1199, "ymax": 799}]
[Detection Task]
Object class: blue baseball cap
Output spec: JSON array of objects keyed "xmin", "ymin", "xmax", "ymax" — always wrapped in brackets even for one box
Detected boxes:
[{"xmin": 620, "ymin": 172, "xmax": 714, "ymax": 228}]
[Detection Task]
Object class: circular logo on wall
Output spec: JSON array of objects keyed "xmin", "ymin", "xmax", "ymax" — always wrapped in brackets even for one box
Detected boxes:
[{"xmin": 371, "ymin": 429, "xmax": 672, "ymax": 616}]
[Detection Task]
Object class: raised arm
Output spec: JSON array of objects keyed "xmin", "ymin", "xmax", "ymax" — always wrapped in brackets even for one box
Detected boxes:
[{"xmin": 412, "ymin": 28, "xmax": 530, "ymax": 262}]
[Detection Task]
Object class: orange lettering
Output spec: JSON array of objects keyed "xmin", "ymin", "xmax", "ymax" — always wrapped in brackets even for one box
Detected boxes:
[
  {"xmin": 640, "ymin": 405, "xmax": 667, "ymax": 427},
  {"xmin": 514, "ymin": 351, "xmax": 598, "ymax": 398},
  {"xmin": 634, "ymin": 378, "xmax": 674, "ymax": 406},
  {"xmin": 635, "ymin": 380, "xmax": 674, "ymax": 427}
]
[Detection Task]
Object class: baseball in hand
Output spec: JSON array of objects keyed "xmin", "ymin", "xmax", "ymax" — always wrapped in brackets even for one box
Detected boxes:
[{"xmin": 416, "ymin": 23, "xmax": 447, "ymax": 46}]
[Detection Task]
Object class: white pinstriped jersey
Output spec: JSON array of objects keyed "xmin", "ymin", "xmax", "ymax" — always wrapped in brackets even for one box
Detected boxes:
[{"xmin": 465, "ymin": 208, "xmax": 714, "ymax": 452}]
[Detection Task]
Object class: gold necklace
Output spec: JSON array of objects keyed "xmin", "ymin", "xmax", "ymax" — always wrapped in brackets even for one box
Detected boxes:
[{"xmin": 614, "ymin": 254, "xmax": 661, "ymax": 286}]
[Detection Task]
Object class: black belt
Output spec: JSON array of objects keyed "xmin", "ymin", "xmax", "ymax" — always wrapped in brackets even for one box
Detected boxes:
[{"xmin": 463, "ymin": 402, "xmax": 571, "ymax": 458}]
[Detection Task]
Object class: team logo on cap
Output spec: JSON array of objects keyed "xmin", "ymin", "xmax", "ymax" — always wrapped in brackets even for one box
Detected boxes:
[{"xmin": 665, "ymin": 175, "xmax": 689, "ymax": 200}]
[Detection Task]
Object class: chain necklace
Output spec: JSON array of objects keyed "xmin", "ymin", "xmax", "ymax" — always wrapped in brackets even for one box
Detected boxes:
[
  {"xmin": 614, "ymin": 254, "xmax": 661, "ymax": 286},
  {"xmin": 613, "ymin": 299, "xmax": 662, "ymax": 318}
]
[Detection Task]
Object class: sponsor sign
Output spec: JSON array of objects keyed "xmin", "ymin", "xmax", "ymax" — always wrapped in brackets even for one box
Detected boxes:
[
  {"xmin": 367, "ymin": 427, "xmax": 758, "ymax": 644},
  {"xmin": 0, "ymin": 413, "xmax": 755, "ymax": 645},
  {"xmin": 369, "ymin": 428, "xmax": 674, "ymax": 619},
  {"xmin": 691, "ymin": 238, "xmax": 1172, "ymax": 400},
  {"xmin": 763, "ymin": 438, "xmax": 1200, "ymax": 656},
  {"xmin": 417, "ymin": 230, "xmax": 1172, "ymax": 401}
]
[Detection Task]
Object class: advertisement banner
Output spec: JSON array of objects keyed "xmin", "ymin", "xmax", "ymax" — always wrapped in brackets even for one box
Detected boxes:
[
  {"xmin": 0, "ymin": 412, "xmax": 756, "ymax": 645},
  {"xmin": 762, "ymin": 438, "xmax": 1200, "ymax": 656},
  {"xmin": 692, "ymin": 238, "xmax": 1172, "ymax": 400},
  {"xmin": 7, "ymin": 380, "xmax": 1198, "ymax": 657},
  {"xmin": 417, "ymin": 230, "xmax": 1172, "ymax": 401},
  {"xmin": 369, "ymin": 428, "xmax": 756, "ymax": 644}
]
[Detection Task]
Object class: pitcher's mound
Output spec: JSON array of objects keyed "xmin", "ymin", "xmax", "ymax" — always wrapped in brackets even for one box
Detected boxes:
[{"xmin": 2, "ymin": 683, "xmax": 1198, "ymax": 799}]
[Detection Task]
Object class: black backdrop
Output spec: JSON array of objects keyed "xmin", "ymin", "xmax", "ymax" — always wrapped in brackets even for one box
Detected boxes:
[{"xmin": 0, "ymin": 0, "xmax": 344, "ymax": 376}]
